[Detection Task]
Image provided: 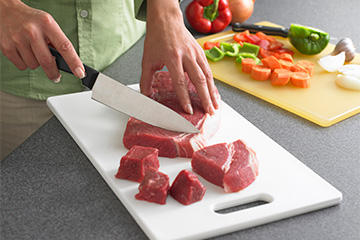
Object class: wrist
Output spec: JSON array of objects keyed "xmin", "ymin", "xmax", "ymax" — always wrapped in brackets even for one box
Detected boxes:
[{"xmin": 146, "ymin": 0, "xmax": 183, "ymax": 25}]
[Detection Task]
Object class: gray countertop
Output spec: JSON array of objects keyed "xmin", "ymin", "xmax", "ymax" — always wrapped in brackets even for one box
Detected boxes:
[{"xmin": 1, "ymin": 0, "xmax": 360, "ymax": 239}]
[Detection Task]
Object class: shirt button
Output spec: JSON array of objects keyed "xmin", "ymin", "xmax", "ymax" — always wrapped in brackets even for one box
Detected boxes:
[{"xmin": 80, "ymin": 10, "xmax": 88, "ymax": 18}]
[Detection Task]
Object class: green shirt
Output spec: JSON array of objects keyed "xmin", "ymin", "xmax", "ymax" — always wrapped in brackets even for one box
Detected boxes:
[{"xmin": 0, "ymin": 0, "xmax": 147, "ymax": 100}]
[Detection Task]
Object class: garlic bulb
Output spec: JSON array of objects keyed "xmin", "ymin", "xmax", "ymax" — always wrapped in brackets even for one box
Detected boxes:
[{"xmin": 331, "ymin": 38, "xmax": 356, "ymax": 62}]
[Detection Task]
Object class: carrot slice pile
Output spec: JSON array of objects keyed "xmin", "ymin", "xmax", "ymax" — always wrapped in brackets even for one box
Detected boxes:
[
  {"xmin": 271, "ymin": 69, "xmax": 292, "ymax": 86},
  {"xmin": 279, "ymin": 59, "xmax": 293, "ymax": 70},
  {"xmin": 241, "ymin": 58, "xmax": 257, "ymax": 73},
  {"xmin": 290, "ymin": 64, "xmax": 309, "ymax": 74},
  {"xmin": 251, "ymin": 65, "xmax": 271, "ymax": 81},
  {"xmin": 279, "ymin": 53, "xmax": 293, "ymax": 63},
  {"xmin": 297, "ymin": 60, "xmax": 315, "ymax": 76},
  {"xmin": 261, "ymin": 56, "xmax": 282, "ymax": 71},
  {"xmin": 290, "ymin": 72, "xmax": 311, "ymax": 88}
]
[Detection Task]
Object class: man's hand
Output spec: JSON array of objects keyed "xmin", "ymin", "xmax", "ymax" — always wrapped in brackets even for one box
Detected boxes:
[
  {"xmin": 140, "ymin": 0, "xmax": 220, "ymax": 115},
  {"xmin": 0, "ymin": 0, "xmax": 85, "ymax": 82}
]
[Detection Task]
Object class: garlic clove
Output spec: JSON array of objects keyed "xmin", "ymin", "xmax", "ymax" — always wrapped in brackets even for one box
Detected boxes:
[
  {"xmin": 318, "ymin": 51, "xmax": 346, "ymax": 72},
  {"xmin": 336, "ymin": 74, "xmax": 360, "ymax": 90},
  {"xmin": 331, "ymin": 38, "xmax": 356, "ymax": 62}
]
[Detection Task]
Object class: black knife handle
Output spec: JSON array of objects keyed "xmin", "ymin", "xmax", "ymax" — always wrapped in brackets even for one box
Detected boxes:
[
  {"xmin": 232, "ymin": 23, "xmax": 289, "ymax": 38},
  {"xmin": 49, "ymin": 46, "xmax": 99, "ymax": 89}
]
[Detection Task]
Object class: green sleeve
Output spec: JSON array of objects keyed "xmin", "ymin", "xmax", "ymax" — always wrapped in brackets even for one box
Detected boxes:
[{"xmin": 134, "ymin": 0, "xmax": 147, "ymax": 21}]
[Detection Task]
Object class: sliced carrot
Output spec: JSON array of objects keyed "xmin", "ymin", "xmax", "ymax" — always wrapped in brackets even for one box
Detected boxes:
[
  {"xmin": 279, "ymin": 59, "xmax": 293, "ymax": 70},
  {"xmin": 279, "ymin": 53, "xmax": 293, "ymax": 63},
  {"xmin": 297, "ymin": 60, "xmax": 315, "ymax": 77},
  {"xmin": 290, "ymin": 64, "xmax": 309, "ymax": 74},
  {"xmin": 241, "ymin": 58, "xmax": 257, "ymax": 74},
  {"xmin": 261, "ymin": 56, "xmax": 282, "ymax": 71},
  {"xmin": 271, "ymin": 69, "xmax": 292, "ymax": 86},
  {"xmin": 251, "ymin": 65, "xmax": 271, "ymax": 81},
  {"xmin": 290, "ymin": 72, "xmax": 311, "ymax": 88}
]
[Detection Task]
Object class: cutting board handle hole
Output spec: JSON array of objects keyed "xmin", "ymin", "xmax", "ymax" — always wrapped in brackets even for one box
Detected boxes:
[{"xmin": 214, "ymin": 200, "xmax": 270, "ymax": 215}]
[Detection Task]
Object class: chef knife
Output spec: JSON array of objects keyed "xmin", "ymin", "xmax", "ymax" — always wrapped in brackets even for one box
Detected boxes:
[
  {"xmin": 49, "ymin": 47, "xmax": 199, "ymax": 134},
  {"xmin": 232, "ymin": 23, "xmax": 289, "ymax": 37}
]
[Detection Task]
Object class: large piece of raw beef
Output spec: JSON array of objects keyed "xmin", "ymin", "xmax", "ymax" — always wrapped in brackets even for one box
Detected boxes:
[{"xmin": 123, "ymin": 71, "xmax": 221, "ymax": 158}]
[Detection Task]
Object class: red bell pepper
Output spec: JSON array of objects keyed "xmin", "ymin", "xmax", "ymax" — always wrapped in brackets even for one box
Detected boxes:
[{"xmin": 185, "ymin": 0, "xmax": 232, "ymax": 34}]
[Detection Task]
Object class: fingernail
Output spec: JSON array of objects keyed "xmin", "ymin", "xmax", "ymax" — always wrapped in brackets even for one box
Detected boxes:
[
  {"xmin": 75, "ymin": 67, "xmax": 86, "ymax": 78},
  {"xmin": 52, "ymin": 75, "xmax": 61, "ymax": 83},
  {"xmin": 207, "ymin": 105, "xmax": 215, "ymax": 115},
  {"xmin": 214, "ymin": 93, "xmax": 221, "ymax": 109},
  {"xmin": 185, "ymin": 103, "xmax": 193, "ymax": 115}
]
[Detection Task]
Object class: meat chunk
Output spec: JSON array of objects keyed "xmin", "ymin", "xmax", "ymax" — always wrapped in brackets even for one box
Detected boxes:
[
  {"xmin": 191, "ymin": 140, "xmax": 259, "ymax": 193},
  {"xmin": 169, "ymin": 170, "xmax": 206, "ymax": 205},
  {"xmin": 135, "ymin": 167, "xmax": 170, "ymax": 205},
  {"xmin": 115, "ymin": 145, "xmax": 160, "ymax": 183},
  {"xmin": 123, "ymin": 71, "xmax": 221, "ymax": 158}
]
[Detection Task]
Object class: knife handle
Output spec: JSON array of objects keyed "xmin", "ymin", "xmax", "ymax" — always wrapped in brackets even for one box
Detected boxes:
[
  {"xmin": 232, "ymin": 23, "xmax": 289, "ymax": 38},
  {"xmin": 49, "ymin": 46, "xmax": 98, "ymax": 89}
]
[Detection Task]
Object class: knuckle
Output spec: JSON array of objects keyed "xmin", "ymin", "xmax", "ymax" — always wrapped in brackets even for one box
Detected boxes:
[
  {"xmin": 203, "ymin": 69, "xmax": 213, "ymax": 80},
  {"xmin": 176, "ymin": 75, "xmax": 188, "ymax": 87},
  {"xmin": 57, "ymin": 40, "xmax": 73, "ymax": 53},
  {"xmin": 37, "ymin": 11, "xmax": 55, "ymax": 28},
  {"xmin": 22, "ymin": 23, "xmax": 37, "ymax": 41},
  {"xmin": 197, "ymin": 75, "xmax": 207, "ymax": 86}
]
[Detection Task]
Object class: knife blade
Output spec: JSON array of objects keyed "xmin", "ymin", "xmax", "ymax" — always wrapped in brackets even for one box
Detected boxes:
[{"xmin": 49, "ymin": 47, "xmax": 199, "ymax": 134}]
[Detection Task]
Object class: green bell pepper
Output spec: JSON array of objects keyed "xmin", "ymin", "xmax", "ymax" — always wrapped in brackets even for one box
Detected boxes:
[
  {"xmin": 204, "ymin": 46, "xmax": 225, "ymax": 62},
  {"xmin": 239, "ymin": 42, "xmax": 260, "ymax": 56},
  {"xmin": 235, "ymin": 52, "xmax": 260, "ymax": 64},
  {"xmin": 220, "ymin": 42, "xmax": 240, "ymax": 57},
  {"xmin": 288, "ymin": 24, "xmax": 330, "ymax": 55}
]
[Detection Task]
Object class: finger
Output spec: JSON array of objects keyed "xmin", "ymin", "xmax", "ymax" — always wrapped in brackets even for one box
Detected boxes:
[
  {"xmin": 196, "ymin": 54, "xmax": 221, "ymax": 110},
  {"xmin": 167, "ymin": 63, "xmax": 193, "ymax": 115},
  {"xmin": 183, "ymin": 60, "xmax": 215, "ymax": 115},
  {"xmin": 1, "ymin": 40, "xmax": 28, "ymax": 70},
  {"xmin": 17, "ymin": 42, "xmax": 40, "ymax": 70},
  {"xmin": 140, "ymin": 63, "xmax": 157, "ymax": 96},
  {"xmin": 4, "ymin": 48, "xmax": 28, "ymax": 71},
  {"xmin": 30, "ymin": 36, "xmax": 61, "ymax": 82},
  {"xmin": 45, "ymin": 21, "xmax": 85, "ymax": 78}
]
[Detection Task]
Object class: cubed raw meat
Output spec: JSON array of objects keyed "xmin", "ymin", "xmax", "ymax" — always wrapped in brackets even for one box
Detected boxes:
[
  {"xmin": 170, "ymin": 170, "xmax": 206, "ymax": 205},
  {"xmin": 135, "ymin": 167, "xmax": 170, "ymax": 205},
  {"xmin": 115, "ymin": 145, "xmax": 159, "ymax": 183},
  {"xmin": 191, "ymin": 139, "xmax": 259, "ymax": 193}
]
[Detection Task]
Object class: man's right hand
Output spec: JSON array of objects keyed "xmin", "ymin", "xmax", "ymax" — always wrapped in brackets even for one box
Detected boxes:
[{"xmin": 0, "ymin": 0, "xmax": 85, "ymax": 82}]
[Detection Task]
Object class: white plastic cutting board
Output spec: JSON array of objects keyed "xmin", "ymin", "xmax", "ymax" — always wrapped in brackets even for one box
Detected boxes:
[{"xmin": 47, "ymin": 85, "xmax": 342, "ymax": 240}]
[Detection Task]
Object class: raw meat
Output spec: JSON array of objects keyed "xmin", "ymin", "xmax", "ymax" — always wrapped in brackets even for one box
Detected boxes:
[
  {"xmin": 191, "ymin": 139, "xmax": 259, "ymax": 193},
  {"xmin": 169, "ymin": 170, "xmax": 206, "ymax": 205},
  {"xmin": 123, "ymin": 71, "xmax": 221, "ymax": 158},
  {"xmin": 115, "ymin": 145, "xmax": 160, "ymax": 183},
  {"xmin": 135, "ymin": 167, "xmax": 170, "ymax": 205}
]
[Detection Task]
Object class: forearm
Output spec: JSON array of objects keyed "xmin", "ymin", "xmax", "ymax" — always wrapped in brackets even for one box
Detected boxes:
[{"xmin": 146, "ymin": 0, "xmax": 183, "ymax": 29}]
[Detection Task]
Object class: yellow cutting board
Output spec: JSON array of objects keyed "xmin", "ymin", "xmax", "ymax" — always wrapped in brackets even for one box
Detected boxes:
[{"xmin": 197, "ymin": 21, "xmax": 360, "ymax": 127}]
